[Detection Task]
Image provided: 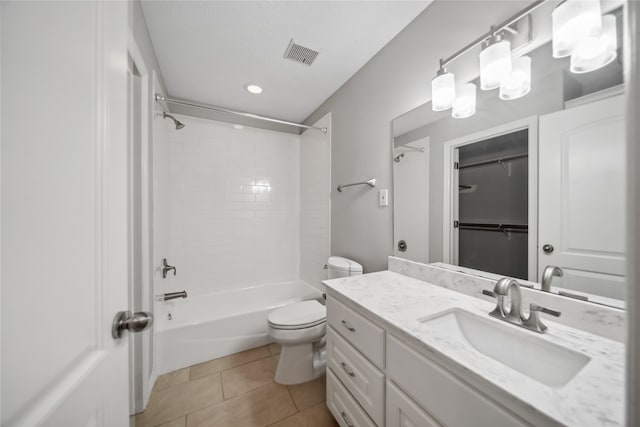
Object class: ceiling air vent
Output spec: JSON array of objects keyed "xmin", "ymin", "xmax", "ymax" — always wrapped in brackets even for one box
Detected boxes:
[{"xmin": 283, "ymin": 39, "xmax": 319, "ymax": 66}]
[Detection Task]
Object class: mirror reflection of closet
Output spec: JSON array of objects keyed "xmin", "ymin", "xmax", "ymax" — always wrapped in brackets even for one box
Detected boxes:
[{"xmin": 455, "ymin": 130, "xmax": 528, "ymax": 280}]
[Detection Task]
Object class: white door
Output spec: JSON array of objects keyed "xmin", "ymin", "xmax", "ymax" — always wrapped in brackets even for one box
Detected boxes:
[
  {"xmin": 2, "ymin": 2, "xmax": 131, "ymax": 426},
  {"xmin": 538, "ymin": 95, "xmax": 626, "ymax": 300}
]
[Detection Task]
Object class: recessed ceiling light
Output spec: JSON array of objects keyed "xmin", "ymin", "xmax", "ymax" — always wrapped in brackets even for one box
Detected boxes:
[{"xmin": 245, "ymin": 84, "xmax": 263, "ymax": 94}]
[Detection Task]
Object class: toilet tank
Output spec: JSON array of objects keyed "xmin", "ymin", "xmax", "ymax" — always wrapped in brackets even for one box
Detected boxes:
[{"xmin": 327, "ymin": 256, "xmax": 363, "ymax": 279}]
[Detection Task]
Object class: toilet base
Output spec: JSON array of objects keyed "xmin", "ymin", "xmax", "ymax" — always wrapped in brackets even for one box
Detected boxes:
[{"xmin": 274, "ymin": 341, "xmax": 325, "ymax": 385}]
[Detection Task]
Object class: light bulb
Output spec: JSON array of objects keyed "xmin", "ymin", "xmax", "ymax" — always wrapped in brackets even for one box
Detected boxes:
[
  {"xmin": 499, "ymin": 56, "xmax": 532, "ymax": 100},
  {"xmin": 452, "ymin": 83, "xmax": 476, "ymax": 119},
  {"xmin": 432, "ymin": 70, "xmax": 456, "ymax": 111},
  {"xmin": 552, "ymin": 0, "xmax": 602, "ymax": 58},
  {"xmin": 479, "ymin": 37, "xmax": 512, "ymax": 90},
  {"xmin": 570, "ymin": 14, "xmax": 617, "ymax": 74}
]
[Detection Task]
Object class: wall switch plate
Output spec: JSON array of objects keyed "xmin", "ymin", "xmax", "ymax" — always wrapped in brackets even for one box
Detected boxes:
[{"xmin": 379, "ymin": 189, "xmax": 389, "ymax": 207}]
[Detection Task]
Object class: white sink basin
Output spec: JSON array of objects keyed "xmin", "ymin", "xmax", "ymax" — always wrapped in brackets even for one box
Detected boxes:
[{"xmin": 419, "ymin": 308, "xmax": 591, "ymax": 388}]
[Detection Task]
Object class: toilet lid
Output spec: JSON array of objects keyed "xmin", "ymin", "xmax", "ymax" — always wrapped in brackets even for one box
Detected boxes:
[
  {"xmin": 268, "ymin": 300, "xmax": 326, "ymax": 329},
  {"xmin": 328, "ymin": 256, "xmax": 363, "ymax": 273}
]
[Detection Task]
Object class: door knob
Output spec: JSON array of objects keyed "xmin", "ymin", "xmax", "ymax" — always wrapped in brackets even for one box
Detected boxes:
[
  {"xmin": 112, "ymin": 311, "xmax": 154, "ymax": 339},
  {"xmin": 542, "ymin": 244, "xmax": 554, "ymax": 254}
]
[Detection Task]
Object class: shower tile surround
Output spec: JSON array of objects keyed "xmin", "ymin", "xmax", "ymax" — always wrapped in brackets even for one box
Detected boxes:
[
  {"xmin": 324, "ymin": 266, "xmax": 625, "ymax": 426},
  {"xmin": 388, "ymin": 256, "xmax": 625, "ymax": 342},
  {"xmin": 160, "ymin": 115, "xmax": 303, "ymax": 299}
]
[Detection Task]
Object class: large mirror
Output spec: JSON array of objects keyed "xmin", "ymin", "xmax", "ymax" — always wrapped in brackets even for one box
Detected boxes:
[{"xmin": 391, "ymin": 12, "xmax": 625, "ymax": 309}]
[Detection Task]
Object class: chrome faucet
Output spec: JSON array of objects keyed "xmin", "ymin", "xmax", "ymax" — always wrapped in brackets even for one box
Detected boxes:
[
  {"xmin": 491, "ymin": 278, "xmax": 523, "ymax": 324},
  {"xmin": 482, "ymin": 277, "xmax": 561, "ymax": 334},
  {"xmin": 540, "ymin": 265, "xmax": 563, "ymax": 292}
]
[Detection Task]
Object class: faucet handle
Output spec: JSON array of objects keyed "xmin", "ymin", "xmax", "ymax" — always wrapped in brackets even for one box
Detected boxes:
[
  {"xmin": 523, "ymin": 303, "xmax": 561, "ymax": 333},
  {"xmin": 481, "ymin": 289, "xmax": 496, "ymax": 298},
  {"xmin": 530, "ymin": 303, "xmax": 561, "ymax": 317}
]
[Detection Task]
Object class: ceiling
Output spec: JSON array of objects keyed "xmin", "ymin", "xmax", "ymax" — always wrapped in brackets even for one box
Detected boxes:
[{"xmin": 141, "ymin": 1, "xmax": 431, "ymax": 124}]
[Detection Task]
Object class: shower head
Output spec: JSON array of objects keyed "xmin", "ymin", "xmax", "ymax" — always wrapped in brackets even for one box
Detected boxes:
[{"xmin": 163, "ymin": 112, "xmax": 185, "ymax": 130}]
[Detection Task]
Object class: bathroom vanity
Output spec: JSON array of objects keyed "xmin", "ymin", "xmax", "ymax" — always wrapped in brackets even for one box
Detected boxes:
[{"xmin": 323, "ymin": 270, "xmax": 624, "ymax": 427}]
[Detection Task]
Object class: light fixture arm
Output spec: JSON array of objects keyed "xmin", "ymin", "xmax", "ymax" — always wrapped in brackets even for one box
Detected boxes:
[{"xmin": 439, "ymin": 0, "xmax": 547, "ymax": 69}]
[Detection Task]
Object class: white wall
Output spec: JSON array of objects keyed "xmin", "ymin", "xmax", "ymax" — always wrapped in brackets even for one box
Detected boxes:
[
  {"xmin": 304, "ymin": 1, "xmax": 543, "ymax": 272},
  {"xmin": 300, "ymin": 114, "xmax": 332, "ymax": 291},
  {"xmin": 156, "ymin": 115, "xmax": 301, "ymax": 298}
]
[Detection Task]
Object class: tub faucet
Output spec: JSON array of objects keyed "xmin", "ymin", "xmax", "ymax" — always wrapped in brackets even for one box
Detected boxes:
[
  {"xmin": 541, "ymin": 265, "xmax": 563, "ymax": 292},
  {"xmin": 163, "ymin": 291, "xmax": 187, "ymax": 301}
]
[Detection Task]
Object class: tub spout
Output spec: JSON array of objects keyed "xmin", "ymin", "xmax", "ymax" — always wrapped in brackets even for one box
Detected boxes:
[{"xmin": 163, "ymin": 291, "xmax": 187, "ymax": 301}]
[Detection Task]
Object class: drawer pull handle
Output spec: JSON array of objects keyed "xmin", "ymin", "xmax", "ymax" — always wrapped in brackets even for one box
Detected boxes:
[
  {"xmin": 341, "ymin": 320, "xmax": 356, "ymax": 332},
  {"xmin": 341, "ymin": 362, "xmax": 356, "ymax": 377},
  {"xmin": 340, "ymin": 411, "xmax": 355, "ymax": 427}
]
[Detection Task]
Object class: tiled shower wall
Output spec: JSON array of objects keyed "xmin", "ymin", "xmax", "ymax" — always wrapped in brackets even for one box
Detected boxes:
[{"xmin": 161, "ymin": 115, "xmax": 301, "ymax": 296}]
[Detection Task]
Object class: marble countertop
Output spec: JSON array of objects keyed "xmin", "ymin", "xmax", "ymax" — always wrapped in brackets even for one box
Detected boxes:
[{"xmin": 324, "ymin": 270, "xmax": 624, "ymax": 427}]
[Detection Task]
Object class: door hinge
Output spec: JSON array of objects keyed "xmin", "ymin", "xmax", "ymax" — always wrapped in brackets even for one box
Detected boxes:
[
  {"xmin": 454, "ymin": 162, "xmax": 459, "ymax": 170},
  {"xmin": 453, "ymin": 220, "xmax": 459, "ymax": 228}
]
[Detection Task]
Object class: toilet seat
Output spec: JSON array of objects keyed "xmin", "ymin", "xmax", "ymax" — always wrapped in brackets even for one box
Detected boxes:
[{"xmin": 268, "ymin": 300, "xmax": 326, "ymax": 330}]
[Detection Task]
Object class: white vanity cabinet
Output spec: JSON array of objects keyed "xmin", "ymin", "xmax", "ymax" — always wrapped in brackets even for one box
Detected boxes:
[{"xmin": 326, "ymin": 294, "xmax": 533, "ymax": 427}]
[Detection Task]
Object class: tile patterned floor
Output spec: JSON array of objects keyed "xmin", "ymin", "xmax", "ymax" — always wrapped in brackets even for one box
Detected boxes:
[{"xmin": 135, "ymin": 344, "xmax": 339, "ymax": 427}]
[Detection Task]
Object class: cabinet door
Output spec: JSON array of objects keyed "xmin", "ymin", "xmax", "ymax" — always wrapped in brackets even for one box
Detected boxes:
[
  {"xmin": 539, "ymin": 95, "xmax": 625, "ymax": 299},
  {"xmin": 387, "ymin": 335, "xmax": 529, "ymax": 427},
  {"xmin": 387, "ymin": 381, "xmax": 442, "ymax": 427}
]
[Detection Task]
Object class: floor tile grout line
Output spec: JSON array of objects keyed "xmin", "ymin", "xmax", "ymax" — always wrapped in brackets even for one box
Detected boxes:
[
  {"xmin": 147, "ymin": 414, "xmax": 186, "ymax": 427},
  {"xmin": 177, "ymin": 379, "xmax": 289, "ymax": 423},
  {"xmin": 285, "ymin": 385, "xmax": 300, "ymax": 412},
  {"xmin": 187, "ymin": 347, "xmax": 274, "ymax": 381}
]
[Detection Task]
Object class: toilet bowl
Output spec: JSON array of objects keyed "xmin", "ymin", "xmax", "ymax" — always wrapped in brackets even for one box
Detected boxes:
[
  {"xmin": 267, "ymin": 256, "xmax": 363, "ymax": 385},
  {"xmin": 268, "ymin": 300, "xmax": 327, "ymax": 385}
]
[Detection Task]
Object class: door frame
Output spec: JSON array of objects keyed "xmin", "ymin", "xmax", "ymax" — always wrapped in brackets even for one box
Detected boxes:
[
  {"xmin": 442, "ymin": 116, "xmax": 538, "ymax": 281},
  {"xmin": 127, "ymin": 29, "xmax": 155, "ymax": 413}
]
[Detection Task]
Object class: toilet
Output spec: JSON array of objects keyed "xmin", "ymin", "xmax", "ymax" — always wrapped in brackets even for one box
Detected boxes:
[{"xmin": 267, "ymin": 256, "xmax": 363, "ymax": 385}]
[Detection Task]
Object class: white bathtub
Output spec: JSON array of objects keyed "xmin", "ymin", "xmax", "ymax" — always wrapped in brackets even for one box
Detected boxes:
[{"xmin": 155, "ymin": 280, "xmax": 322, "ymax": 374}]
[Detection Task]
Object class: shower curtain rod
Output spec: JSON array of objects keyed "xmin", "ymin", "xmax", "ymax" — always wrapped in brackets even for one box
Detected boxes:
[{"xmin": 155, "ymin": 94, "xmax": 327, "ymax": 133}]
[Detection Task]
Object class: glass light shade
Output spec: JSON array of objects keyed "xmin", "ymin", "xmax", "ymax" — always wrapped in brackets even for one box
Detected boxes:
[
  {"xmin": 431, "ymin": 71, "xmax": 456, "ymax": 111},
  {"xmin": 499, "ymin": 56, "xmax": 532, "ymax": 100},
  {"xmin": 552, "ymin": 0, "xmax": 602, "ymax": 58},
  {"xmin": 479, "ymin": 39, "xmax": 512, "ymax": 90},
  {"xmin": 452, "ymin": 83, "xmax": 476, "ymax": 119},
  {"xmin": 570, "ymin": 15, "xmax": 617, "ymax": 74}
]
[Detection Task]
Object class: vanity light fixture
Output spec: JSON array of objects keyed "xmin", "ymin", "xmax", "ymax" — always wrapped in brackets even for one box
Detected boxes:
[
  {"xmin": 429, "ymin": 0, "xmax": 619, "ymax": 119},
  {"xmin": 552, "ymin": 0, "xmax": 602, "ymax": 58},
  {"xmin": 570, "ymin": 14, "xmax": 617, "ymax": 74},
  {"xmin": 499, "ymin": 55, "xmax": 532, "ymax": 100},
  {"xmin": 431, "ymin": 63, "xmax": 456, "ymax": 111},
  {"xmin": 245, "ymin": 84, "xmax": 263, "ymax": 94},
  {"xmin": 452, "ymin": 83, "xmax": 477, "ymax": 119},
  {"xmin": 479, "ymin": 31, "xmax": 512, "ymax": 90}
]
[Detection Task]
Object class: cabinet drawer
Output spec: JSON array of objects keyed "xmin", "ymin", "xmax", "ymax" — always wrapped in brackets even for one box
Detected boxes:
[
  {"xmin": 387, "ymin": 381, "xmax": 442, "ymax": 427},
  {"xmin": 327, "ymin": 326, "xmax": 385, "ymax": 425},
  {"xmin": 387, "ymin": 335, "xmax": 529, "ymax": 427},
  {"xmin": 327, "ymin": 369, "xmax": 377, "ymax": 427},
  {"xmin": 327, "ymin": 296, "xmax": 385, "ymax": 368}
]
